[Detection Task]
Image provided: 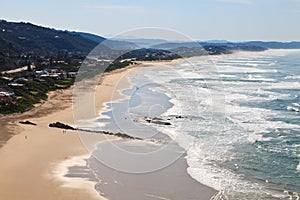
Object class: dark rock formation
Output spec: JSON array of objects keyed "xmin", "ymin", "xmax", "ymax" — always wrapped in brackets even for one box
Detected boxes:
[
  {"xmin": 49, "ymin": 122, "xmax": 76, "ymax": 130},
  {"xmin": 19, "ymin": 121, "xmax": 37, "ymax": 126},
  {"xmin": 152, "ymin": 119, "xmax": 172, "ymax": 125},
  {"xmin": 76, "ymin": 129, "xmax": 142, "ymax": 140},
  {"xmin": 48, "ymin": 121, "xmax": 142, "ymax": 140},
  {"xmin": 143, "ymin": 117, "xmax": 172, "ymax": 125}
]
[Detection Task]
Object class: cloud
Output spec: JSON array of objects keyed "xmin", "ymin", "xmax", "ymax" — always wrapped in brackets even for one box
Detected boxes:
[
  {"xmin": 84, "ymin": 4, "xmax": 145, "ymax": 13},
  {"xmin": 215, "ymin": 0, "xmax": 253, "ymax": 4}
]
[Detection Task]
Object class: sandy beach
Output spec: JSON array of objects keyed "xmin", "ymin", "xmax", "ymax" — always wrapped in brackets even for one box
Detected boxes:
[
  {"xmin": 0, "ymin": 65, "xmax": 140, "ymax": 200},
  {"xmin": 0, "ymin": 61, "xmax": 217, "ymax": 200}
]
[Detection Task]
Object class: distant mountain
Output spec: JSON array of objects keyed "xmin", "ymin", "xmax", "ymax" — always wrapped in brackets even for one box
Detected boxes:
[
  {"xmin": 204, "ymin": 40, "xmax": 229, "ymax": 44},
  {"xmin": 153, "ymin": 40, "xmax": 300, "ymax": 50},
  {"xmin": 198, "ymin": 41, "xmax": 300, "ymax": 49},
  {"xmin": 71, "ymin": 32, "xmax": 105, "ymax": 43},
  {"xmin": 151, "ymin": 41, "xmax": 267, "ymax": 57},
  {"xmin": 114, "ymin": 38, "xmax": 169, "ymax": 48},
  {"xmin": 242, "ymin": 41, "xmax": 300, "ymax": 49},
  {"xmin": 71, "ymin": 32, "xmax": 138, "ymax": 50},
  {"xmin": 0, "ymin": 20, "xmax": 98, "ymax": 55},
  {"xmin": 152, "ymin": 41, "xmax": 266, "ymax": 51},
  {"xmin": 98, "ymin": 39, "xmax": 138, "ymax": 50},
  {"xmin": 151, "ymin": 42, "xmax": 200, "ymax": 50}
]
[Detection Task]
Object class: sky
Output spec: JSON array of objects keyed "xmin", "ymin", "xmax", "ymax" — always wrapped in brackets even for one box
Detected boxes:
[{"xmin": 1, "ymin": 0, "xmax": 300, "ymax": 41}]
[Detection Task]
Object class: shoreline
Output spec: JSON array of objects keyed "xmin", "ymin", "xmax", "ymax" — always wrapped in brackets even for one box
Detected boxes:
[
  {"xmin": 0, "ymin": 60, "xmax": 218, "ymax": 200},
  {"xmin": 90, "ymin": 62, "xmax": 217, "ymax": 200},
  {"xmin": 0, "ymin": 64, "xmax": 141, "ymax": 200}
]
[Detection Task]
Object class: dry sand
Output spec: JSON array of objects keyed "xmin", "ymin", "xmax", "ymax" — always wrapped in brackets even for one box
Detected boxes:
[{"xmin": 0, "ymin": 65, "xmax": 141, "ymax": 200}]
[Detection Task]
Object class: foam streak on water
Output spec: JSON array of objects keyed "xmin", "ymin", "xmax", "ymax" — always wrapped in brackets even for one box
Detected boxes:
[{"xmin": 143, "ymin": 50, "xmax": 300, "ymax": 199}]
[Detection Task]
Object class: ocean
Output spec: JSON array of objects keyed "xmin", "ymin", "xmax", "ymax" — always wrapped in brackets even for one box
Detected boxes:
[{"xmin": 88, "ymin": 49, "xmax": 300, "ymax": 199}]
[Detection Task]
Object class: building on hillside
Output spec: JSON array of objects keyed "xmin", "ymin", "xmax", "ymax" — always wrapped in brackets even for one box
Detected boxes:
[
  {"xmin": 8, "ymin": 83, "xmax": 24, "ymax": 87},
  {"xmin": 36, "ymin": 69, "xmax": 67, "ymax": 80},
  {"xmin": 0, "ymin": 86, "xmax": 15, "ymax": 103},
  {"xmin": 67, "ymin": 72, "xmax": 77, "ymax": 78},
  {"xmin": 0, "ymin": 86, "xmax": 15, "ymax": 96}
]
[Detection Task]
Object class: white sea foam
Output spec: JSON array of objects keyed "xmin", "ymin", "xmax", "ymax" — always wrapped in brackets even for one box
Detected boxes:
[
  {"xmin": 212, "ymin": 65, "xmax": 276, "ymax": 73},
  {"xmin": 285, "ymin": 75, "xmax": 300, "ymax": 80},
  {"xmin": 141, "ymin": 49, "xmax": 300, "ymax": 199},
  {"xmin": 287, "ymin": 106, "xmax": 300, "ymax": 112},
  {"xmin": 267, "ymin": 81, "xmax": 300, "ymax": 89},
  {"xmin": 297, "ymin": 162, "xmax": 300, "ymax": 171},
  {"xmin": 51, "ymin": 155, "xmax": 98, "ymax": 191},
  {"xmin": 292, "ymin": 102, "xmax": 300, "ymax": 107}
]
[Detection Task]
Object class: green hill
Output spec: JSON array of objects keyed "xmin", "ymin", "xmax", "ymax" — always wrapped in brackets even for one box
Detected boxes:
[{"xmin": 0, "ymin": 20, "xmax": 98, "ymax": 56}]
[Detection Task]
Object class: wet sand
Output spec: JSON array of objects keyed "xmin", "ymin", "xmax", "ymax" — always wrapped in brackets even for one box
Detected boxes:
[
  {"xmin": 72, "ymin": 62, "xmax": 218, "ymax": 200},
  {"xmin": 88, "ymin": 140, "xmax": 217, "ymax": 200}
]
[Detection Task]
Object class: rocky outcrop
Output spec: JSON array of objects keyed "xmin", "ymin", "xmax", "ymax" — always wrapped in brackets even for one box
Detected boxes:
[
  {"xmin": 49, "ymin": 122, "xmax": 76, "ymax": 130},
  {"xmin": 19, "ymin": 121, "xmax": 37, "ymax": 126},
  {"xmin": 143, "ymin": 117, "xmax": 172, "ymax": 125},
  {"xmin": 76, "ymin": 129, "xmax": 142, "ymax": 140},
  {"xmin": 48, "ymin": 121, "xmax": 142, "ymax": 140}
]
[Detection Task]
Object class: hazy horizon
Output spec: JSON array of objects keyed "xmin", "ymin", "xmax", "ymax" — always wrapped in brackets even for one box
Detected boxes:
[{"xmin": 1, "ymin": 0, "xmax": 300, "ymax": 42}]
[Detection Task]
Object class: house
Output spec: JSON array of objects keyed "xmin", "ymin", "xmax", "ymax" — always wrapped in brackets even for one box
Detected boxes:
[
  {"xmin": 8, "ymin": 83, "xmax": 24, "ymax": 87},
  {"xmin": 1, "ymin": 77, "xmax": 13, "ymax": 81},
  {"xmin": 37, "ymin": 69, "xmax": 67, "ymax": 80},
  {"xmin": 0, "ymin": 87, "xmax": 15, "ymax": 97},
  {"xmin": 49, "ymin": 74, "xmax": 59, "ymax": 79},
  {"xmin": 0, "ymin": 87, "xmax": 15, "ymax": 103},
  {"xmin": 36, "ymin": 70, "xmax": 49, "ymax": 76}
]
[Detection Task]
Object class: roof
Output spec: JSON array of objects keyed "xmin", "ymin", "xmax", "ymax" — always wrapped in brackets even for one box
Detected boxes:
[{"xmin": 0, "ymin": 87, "xmax": 15, "ymax": 96}]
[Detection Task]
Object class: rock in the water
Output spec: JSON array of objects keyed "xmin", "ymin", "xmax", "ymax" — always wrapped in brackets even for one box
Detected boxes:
[
  {"xmin": 143, "ymin": 117, "xmax": 172, "ymax": 125},
  {"xmin": 151, "ymin": 120, "xmax": 172, "ymax": 125}
]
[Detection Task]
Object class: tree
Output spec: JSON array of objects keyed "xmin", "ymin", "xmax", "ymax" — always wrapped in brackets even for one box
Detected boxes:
[{"xmin": 27, "ymin": 61, "xmax": 32, "ymax": 72}]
